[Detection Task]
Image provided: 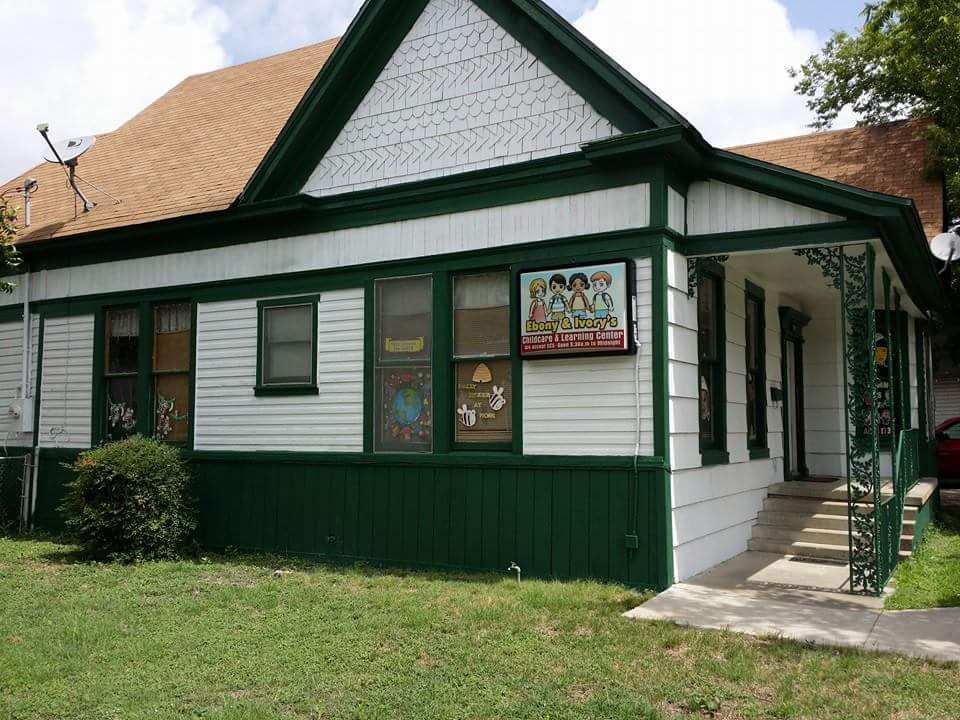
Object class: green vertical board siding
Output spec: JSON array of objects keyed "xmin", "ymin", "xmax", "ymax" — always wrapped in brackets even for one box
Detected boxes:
[
  {"xmin": 190, "ymin": 456, "xmax": 669, "ymax": 589},
  {"xmin": 32, "ymin": 449, "xmax": 80, "ymax": 532}
]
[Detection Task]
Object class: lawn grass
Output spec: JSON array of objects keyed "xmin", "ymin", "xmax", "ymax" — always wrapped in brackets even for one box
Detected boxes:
[
  {"xmin": 1, "ymin": 537, "xmax": 959, "ymax": 720},
  {"xmin": 886, "ymin": 494, "xmax": 960, "ymax": 610}
]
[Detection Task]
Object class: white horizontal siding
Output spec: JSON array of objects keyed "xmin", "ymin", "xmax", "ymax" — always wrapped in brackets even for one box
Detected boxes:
[
  {"xmin": 0, "ymin": 185, "xmax": 650, "ymax": 310},
  {"xmin": 38, "ymin": 315, "xmax": 94, "ymax": 449},
  {"xmin": 0, "ymin": 317, "xmax": 38, "ymax": 445},
  {"xmin": 687, "ymin": 180, "xmax": 842, "ymax": 235},
  {"xmin": 666, "ymin": 250, "xmax": 789, "ymax": 580},
  {"xmin": 193, "ymin": 288, "xmax": 364, "ymax": 452},
  {"xmin": 522, "ymin": 256, "xmax": 653, "ymax": 456}
]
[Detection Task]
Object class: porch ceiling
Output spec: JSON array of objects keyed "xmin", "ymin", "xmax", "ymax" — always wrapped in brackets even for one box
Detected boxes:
[{"xmin": 702, "ymin": 240, "xmax": 924, "ymax": 317}]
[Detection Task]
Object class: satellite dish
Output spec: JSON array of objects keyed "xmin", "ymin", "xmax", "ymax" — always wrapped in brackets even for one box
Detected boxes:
[
  {"xmin": 42, "ymin": 135, "xmax": 95, "ymax": 165},
  {"xmin": 931, "ymin": 227, "xmax": 960, "ymax": 275},
  {"xmin": 931, "ymin": 230, "xmax": 960, "ymax": 261}
]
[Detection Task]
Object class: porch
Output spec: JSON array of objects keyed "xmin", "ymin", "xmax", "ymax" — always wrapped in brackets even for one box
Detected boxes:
[{"xmin": 677, "ymin": 234, "xmax": 940, "ymax": 596}]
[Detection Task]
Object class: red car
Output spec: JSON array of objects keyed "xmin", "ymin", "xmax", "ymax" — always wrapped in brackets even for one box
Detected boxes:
[{"xmin": 936, "ymin": 417, "xmax": 960, "ymax": 477}]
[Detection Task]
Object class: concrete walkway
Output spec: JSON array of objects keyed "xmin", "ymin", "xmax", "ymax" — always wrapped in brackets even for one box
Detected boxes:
[{"xmin": 625, "ymin": 551, "xmax": 960, "ymax": 663}]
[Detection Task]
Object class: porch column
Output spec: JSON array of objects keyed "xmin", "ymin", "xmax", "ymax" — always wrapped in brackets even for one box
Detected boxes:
[{"xmin": 840, "ymin": 245, "xmax": 881, "ymax": 595}]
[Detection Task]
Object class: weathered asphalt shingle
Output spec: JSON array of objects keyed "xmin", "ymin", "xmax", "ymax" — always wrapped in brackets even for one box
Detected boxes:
[
  {"xmin": 0, "ymin": 39, "xmax": 338, "ymax": 245},
  {"xmin": 1, "ymin": 40, "xmax": 944, "ymax": 249},
  {"xmin": 728, "ymin": 119, "xmax": 945, "ymax": 241}
]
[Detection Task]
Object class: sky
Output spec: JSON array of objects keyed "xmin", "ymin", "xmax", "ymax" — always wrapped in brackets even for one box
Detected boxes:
[{"xmin": 0, "ymin": 0, "xmax": 866, "ymax": 185}]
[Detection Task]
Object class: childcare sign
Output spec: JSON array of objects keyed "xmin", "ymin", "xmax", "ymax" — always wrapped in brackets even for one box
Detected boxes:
[{"xmin": 519, "ymin": 260, "xmax": 634, "ymax": 358}]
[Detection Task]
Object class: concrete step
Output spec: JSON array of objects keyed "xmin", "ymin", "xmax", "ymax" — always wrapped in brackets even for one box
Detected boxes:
[
  {"xmin": 747, "ymin": 538, "xmax": 849, "ymax": 562},
  {"xmin": 761, "ymin": 495, "xmax": 918, "ymax": 520},
  {"xmin": 752, "ymin": 523, "xmax": 915, "ymax": 551},
  {"xmin": 756, "ymin": 510, "xmax": 849, "ymax": 531},
  {"xmin": 752, "ymin": 524, "xmax": 849, "ymax": 547},
  {"xmin": 767, "ymin": 478, "xmax": 937, "ymax": 507},
  {"xmin": 756, "ymin": 511, "xmax": 917, "ymax": 534}
]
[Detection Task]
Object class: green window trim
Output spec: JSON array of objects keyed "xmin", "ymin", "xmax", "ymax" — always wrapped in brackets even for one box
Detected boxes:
[
  {"xmin": 450, "ymin": 268, "xmax": 514, "ymax": 452},
  {"xmin": 255, "ymin": 295, "xmax": 320, "ymax": 395},
  {"xmin": 95, "ymin": 299, "xmax": 197, "ymax": 446},
  {"xmin": 697, "ymin": 261, "xmax": 727, "ymax": 465},
  {"xmin": 745, "ymin": 279, "xmax": 768, "ymax": 456}
]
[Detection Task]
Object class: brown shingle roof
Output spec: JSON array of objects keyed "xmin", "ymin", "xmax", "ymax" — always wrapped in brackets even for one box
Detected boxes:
[
  {"xmin": 2, "ymin": 39, "xmax": 944, "ymax": 250},
  {"xmin": 0, "ymin": 39, "xmax": 338, "ymax": 245},
  {"xmin": 728, "ymin": 118, "xmax": 945, "ymax": 241}
]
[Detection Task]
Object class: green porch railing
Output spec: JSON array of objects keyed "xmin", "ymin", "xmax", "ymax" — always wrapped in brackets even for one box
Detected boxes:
[{"xmin": 877, "ymin": 429, "xmax": 919, "ymax": 587}]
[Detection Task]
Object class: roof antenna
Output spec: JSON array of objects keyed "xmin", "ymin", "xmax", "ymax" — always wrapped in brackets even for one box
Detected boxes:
[
  {"xmin": 0, "ymin": 177, "xmax": 37, "ymax": 227},
  {"xmin": 931, "ymin": 225, "xmax": 960, "ymax": 276},
  {"xmin": 36, "ymin": 123, "xmax": 97, "ymax": 218}
]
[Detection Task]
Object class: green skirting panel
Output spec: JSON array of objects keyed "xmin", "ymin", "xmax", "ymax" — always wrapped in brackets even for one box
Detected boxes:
[
  {"xmin": 191, "ymin": 456, "xmax": 671, "ymax": 589},
  {"xmin": 32, "ymin": 449, "xmax": 80, "ymax": 532}
]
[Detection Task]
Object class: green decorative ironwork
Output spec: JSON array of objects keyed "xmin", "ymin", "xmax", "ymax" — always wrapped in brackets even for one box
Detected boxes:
[
  {"xmin": 839, "ymin": 246, "xmax": 881, "ymax": 595},
  {"xmin": 687, "ymin": 255, "xmax": 729, "ymax": 297},
  {"xmin": 794, "ymin": 247, "xmax": 842, "ymax": 290}
]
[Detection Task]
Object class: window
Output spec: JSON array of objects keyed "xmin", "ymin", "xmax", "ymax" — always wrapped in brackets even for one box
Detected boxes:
[
  {"xmin": 105, "ymin": 307, "xmax": 140, "ymax": 441},
  {"xmin": 256, "ymin": 297, "xmax": 318, "ymax": 394},
  {"xmin": 745, "ymin": 282, "xmax": 767, "ymax": 457},
  {"xmin": 375, "ymin": 276, "xmax": 433, "ymax": 452},
  {"xmin": 453, "ymin": 271, "xmax": 512, "ymax": 446},
  {"xmin": 153, "ymin": 303, "xmax": 192, "ymax": 442},
  {"xmin": 697, "ymin": 267, "xmax": 726, "ymax": 463},
  {"xmin": 102, "ymin": 302, "xmax": 193, "ymax": 443}
]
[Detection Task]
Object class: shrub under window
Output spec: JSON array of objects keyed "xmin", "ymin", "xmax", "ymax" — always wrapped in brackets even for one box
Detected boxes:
[{"xmin": 61, "ymin": 435, "xmax": 196, "ymax": 562}]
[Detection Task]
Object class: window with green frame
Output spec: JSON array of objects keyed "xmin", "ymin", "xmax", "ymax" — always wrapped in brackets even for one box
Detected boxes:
[
  {"xmin": 745, "ymin": 280, "xmax": 768, "ymax": 458},
  {"xmin": 102, "ymin": 302, "xmax": 193, "ymax": 443},
  {"xmin": 452, "ymin": 270, "xmax": 512, "ymax": 448},
  {"xmin": 374, "ymin": 275, "xmax": 433, "ymax": 453},
  {"xmin": 697, "ymin": 265, "xmax": 727, "ymax": 465},
  {"xmin": 255, "ymin": 296, "xmax": 319, "ymax": 395}
]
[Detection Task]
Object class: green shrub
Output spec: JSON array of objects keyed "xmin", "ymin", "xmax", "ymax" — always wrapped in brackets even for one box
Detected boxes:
[{"xmin": 61, "ymin": 435, "xmax": 196, "ymax": 562}]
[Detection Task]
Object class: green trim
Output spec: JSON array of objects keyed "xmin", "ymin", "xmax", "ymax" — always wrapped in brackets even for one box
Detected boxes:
[
  {"xmin": 653, "ymin": 240, "xmax": 670, "ymax": 464},
  {"xmin": 255, "ymin": 295, "xmax": 320, "ymax": 392},
  {"xmin": 709, "ymin": 151, "xmax": 944, "ymax": 313},
  {"xmin": 13, "ymin": 158, "xmax": 660, "ymax": 274},
  {"xmin": 362, "ymin": 281, "xmax": 374, "ymax": 454},
  {"xmin": 745, "ymin": 279, "xmax": 767, "ymax": 455},
  {"xmin": 700, "ymin": 449, "xmax": 730, "ymax": 467},
  {"xmin": 240, "ymin": 0, "xmax": 690, "ymax": 202},
  {"xmin": 681, "ymin": 220, "xmax": 877, "ymax": 257},
  {"xmin": 187, "ymin": 449, "xmax": 666, "ymax": 470},
  {"xmin": 22, "ymin": 229, "xmax": 666, "ymax": 318},
  {"xmin": 95, "ymin": 300, "xmax": 197, "ymax": 445},
  {"xmin": 253, "ymin": 385, "xmax": 319, "ymax": 397},
  {"xmin": 475, "ymin": 0, "xmax": 688, "ymax": 131},
  {"xmin": 240, "ymin": 0, "xmax": 431, "ymax": 202},
  {"xmin": 697, "ymin": 261, "xmax": 727, "ymax": 462},
  {"xmin": 0, "ymin": 305, "xmax": 23, "ymax": 323}
]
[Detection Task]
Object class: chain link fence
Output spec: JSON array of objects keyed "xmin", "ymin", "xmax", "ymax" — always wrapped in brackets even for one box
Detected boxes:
[{"xmin": 0, "ymin": 455, "xmax": 29, "ymax": 535}]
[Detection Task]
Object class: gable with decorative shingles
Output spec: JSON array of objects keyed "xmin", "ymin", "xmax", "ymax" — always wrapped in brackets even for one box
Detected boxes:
[{"xmin": 302, "ymin": 0, "xmax": 621, "ymax": 196}]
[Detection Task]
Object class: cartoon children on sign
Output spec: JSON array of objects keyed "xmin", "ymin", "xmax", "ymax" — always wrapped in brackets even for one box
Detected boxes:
[
  {"xmin": 547, "ymin": 273, "xmax": 569, "ymax": 321},
  {"xmin": 528, "ymin": 277, "xmax": 548, "ymax": 323},
  {"xmin": 567, "ymin": 272, "xmax": 591, "ymax": 319},
  {"xmin": 527, "ymin": 268, "xmax": 618, "ymax": 325},
  {"xmin": 590, "ymin": 271, "xmax": 614, "ymax": 318}
]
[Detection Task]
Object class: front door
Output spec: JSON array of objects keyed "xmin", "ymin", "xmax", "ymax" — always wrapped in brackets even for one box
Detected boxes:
[
  {"xmin": 780, "ymin": 308, "xmax": 810, "ymax": 480},
  {"xmin": 783, "ymin": 340, "xmax": 801, "ymax": 479}
]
